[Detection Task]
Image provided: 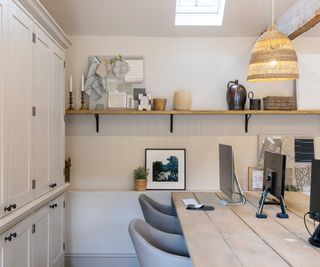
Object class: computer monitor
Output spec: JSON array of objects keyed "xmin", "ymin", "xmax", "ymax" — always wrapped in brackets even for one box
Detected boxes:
[
  {"xmin": 308, "ymin": 159, "xmax": 320, "ymax": 247},
  {"xmin": 219, "ymin": 144, "xmax": 245, "ymax": 205},
  {"xmin": 256, "ymin": 151, "xmax": 288, "ymax": 219},
  {"xmin": 263, "ymin": 151, "xmax": 286, "ymax": 199}
]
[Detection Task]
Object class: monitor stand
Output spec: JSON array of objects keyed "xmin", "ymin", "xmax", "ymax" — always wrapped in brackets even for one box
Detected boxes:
[
  {"xmin": 309, "ymin": 224, "xmax": 320, "ymax": 248},
  {"xmin": 256, "ymin": 189, "xmax": 289, "ymax": 219},
  {"xmin": 220, "ymin": 174, "xmax": 246, "ymax": 206}
]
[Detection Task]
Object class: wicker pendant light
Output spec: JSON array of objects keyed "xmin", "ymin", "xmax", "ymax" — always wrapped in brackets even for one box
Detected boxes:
[{"xmin": 247, "ymin": 0, "xmax": 299, "ymax": 82}]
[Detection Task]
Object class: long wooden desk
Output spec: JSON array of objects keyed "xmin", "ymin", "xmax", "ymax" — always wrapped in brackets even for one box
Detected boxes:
[{"xmin": 172, "ymin": 192, "xmax": 319, "ymax": 267}]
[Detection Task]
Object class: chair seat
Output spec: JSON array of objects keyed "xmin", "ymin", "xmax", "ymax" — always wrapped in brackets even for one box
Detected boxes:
[{"xmin": 129, "ymin": 219, "xmax": 193, "ymax": 267}]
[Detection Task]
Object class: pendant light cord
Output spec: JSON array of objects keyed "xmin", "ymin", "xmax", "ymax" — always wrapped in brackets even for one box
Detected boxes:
[{"xmin": 272, "ymin": 0, "xmax": 275, "ymax": 25}]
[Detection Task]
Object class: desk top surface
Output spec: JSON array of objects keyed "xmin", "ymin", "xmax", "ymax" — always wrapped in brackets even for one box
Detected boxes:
[{"xmin": 172, "ymin": 191, "xmax": 319, "ymax": 267}]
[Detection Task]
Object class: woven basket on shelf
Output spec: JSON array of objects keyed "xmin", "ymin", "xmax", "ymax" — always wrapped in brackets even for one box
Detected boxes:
[
  {"xmin": 135, "ymin": 179, "xmax": 147, "ymax": 191},
  {"xmin": 263, "ymin": 96, "xmax": 297, "ymax": 110}
]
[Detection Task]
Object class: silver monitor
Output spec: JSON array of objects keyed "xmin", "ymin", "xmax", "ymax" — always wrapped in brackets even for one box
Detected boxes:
[{"xmin": 219, "ymin": 144, "xmax": 245, "ymax": 205}]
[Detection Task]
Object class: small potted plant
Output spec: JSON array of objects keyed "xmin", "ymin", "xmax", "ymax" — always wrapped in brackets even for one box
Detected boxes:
[{"xmin": 133, "ymin": 166, "xmax": 149, "ymax": 191}]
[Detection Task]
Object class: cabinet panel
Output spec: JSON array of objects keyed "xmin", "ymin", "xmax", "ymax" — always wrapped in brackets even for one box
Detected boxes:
[
  {"xmin": 34, "ymin": 25, "xmax": 51, "ymax": 198},
  {"xmin": 50, "ymin": 195, "xmax": 65, "ymax": 267},
  {"xmin": 0, "ymin": 233, "xmax": 4, "ymax": 267},
  {"xmin": 33, "ymin": 205, "xmax": 50, "ymax": 267},
  {"xmin": 4, "ymin": 0, "xmax": 34, "ymax": 210},
  {"xmin": 5, "ymin": 215, "xmax": 33, "ymax": 267},
  {"xmin": 0, "ymin": 0, "xmax": 8, "ymax": 218},
  {"xmin": 50, "ymin": 49, "xmax": 65, "ymax": 188}
]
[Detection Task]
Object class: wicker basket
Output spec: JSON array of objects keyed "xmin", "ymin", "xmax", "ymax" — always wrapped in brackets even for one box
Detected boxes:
[
  {"xmin": 263, "ymin": 96, "xmax": 297, "ymax": 110},
  {"xmin": 135, "ymin": 179, "xmax": 147, "ymax": 191}
]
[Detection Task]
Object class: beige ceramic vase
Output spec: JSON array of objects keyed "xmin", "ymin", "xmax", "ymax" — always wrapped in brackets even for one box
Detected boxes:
[{"xmin": 173, "ymin": 91, "xmax": 192, "ymax": 110}]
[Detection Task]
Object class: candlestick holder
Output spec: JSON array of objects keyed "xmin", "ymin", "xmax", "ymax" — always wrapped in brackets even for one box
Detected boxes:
[
  {"xmin": 67, "ymin": 92, "xmax": 74, "ymax": 111},
  {"xmin": 79, "ymin": 91, "xmax": 87, "ymax": 110}
]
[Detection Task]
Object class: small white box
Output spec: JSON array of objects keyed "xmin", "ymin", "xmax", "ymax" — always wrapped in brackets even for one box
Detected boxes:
[{"xmin": 107, "ymin": 92, "xmax": 127, "ymax": 108}]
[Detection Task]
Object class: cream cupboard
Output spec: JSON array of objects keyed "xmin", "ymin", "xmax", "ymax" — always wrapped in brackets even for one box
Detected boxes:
[{"xmin": 0, "ymin": 0, "xmax": 71, "ymax": 266}]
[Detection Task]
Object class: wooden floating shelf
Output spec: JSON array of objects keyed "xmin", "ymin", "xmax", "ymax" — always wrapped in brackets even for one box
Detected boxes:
[
  {"xmin": 66, "ymin": 109, "xmax": 320, "ymax": 115},
  {"xmin": 65, "ymin": 109, "xmax": 320, "ymax": 133}
]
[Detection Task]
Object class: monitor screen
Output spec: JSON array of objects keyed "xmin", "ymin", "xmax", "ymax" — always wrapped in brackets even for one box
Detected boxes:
[
  {"xmin": 310, "ymin": 159, "xmax": 320, "ymax": 222},
  {"xmin": 263, "ymin": 152, "xmax": 286, "ymax": 199},
  {"xmin": 219, "ymin": 144, "xmax": 234, "ymax": 201}
]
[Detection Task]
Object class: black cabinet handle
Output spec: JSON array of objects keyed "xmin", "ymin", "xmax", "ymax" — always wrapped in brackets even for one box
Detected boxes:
[
  {"xmin": 50, "ymin": 203, "xmax": 58, "ymax": 209},
  {"xmin": 49, "ymin": 183, "xmax": 57, "ymax": 189},
  {"xmin": 4, "ymin": 232, "xmax": 16, "ymax": 242},
  {"xmin": 4, "ymin": 204, "xmax": 17, "ymax": 212},
  {"xmin": 5, "ymin": 235, "xmax": 12, "ymax": 242}
]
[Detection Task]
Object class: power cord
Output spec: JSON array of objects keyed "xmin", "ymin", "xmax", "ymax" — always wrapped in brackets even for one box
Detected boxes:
[
  {"xmin": 304, "ymin": 212, "xmax": 320, "ymax": 237},
  {"xmin": 304, "ymin": 212, "xmax": 313, "ymax": 236}
]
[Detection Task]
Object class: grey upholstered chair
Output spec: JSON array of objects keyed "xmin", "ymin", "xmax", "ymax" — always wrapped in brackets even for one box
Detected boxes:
[
  {"xmin": 139, "ymin": 194, "xmax": 183, "ymax": 235},
  {"xmin": 129, "ymin": 219, "xmax": 192, "ymax": 267}
]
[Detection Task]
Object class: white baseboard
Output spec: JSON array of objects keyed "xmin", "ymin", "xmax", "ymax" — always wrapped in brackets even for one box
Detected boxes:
[{"xmin": 65, "ymin": 253, "xmax": 140, "ymax": 267}]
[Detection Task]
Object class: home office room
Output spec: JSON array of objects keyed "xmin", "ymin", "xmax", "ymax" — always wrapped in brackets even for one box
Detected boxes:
[{"xmin": 1, "ymin": 0, "xmax": 320, "ymax": 266}]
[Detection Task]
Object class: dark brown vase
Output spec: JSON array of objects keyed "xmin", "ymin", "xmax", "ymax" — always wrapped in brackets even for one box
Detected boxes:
[{"xmin": 226, "ymin": 80, "xmax": 247, "ymax": 110}]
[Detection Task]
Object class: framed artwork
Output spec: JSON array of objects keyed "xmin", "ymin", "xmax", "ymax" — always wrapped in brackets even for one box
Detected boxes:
[
  {"xmin": 138, "ymin": 93, "xmax": 151, "ymax": 111},
  {"xmin": 248, "ymin": 167, "xmax": 263, "ymax": 191},
  {"xmin": 145, "ymin": 149, "xmax": 186, "ymax": 190}
]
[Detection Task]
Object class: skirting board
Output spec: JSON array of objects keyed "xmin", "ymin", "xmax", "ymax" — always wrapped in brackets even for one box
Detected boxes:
[{"xmin": 65, "ymin": 253, "xmax": 140, "ymax": 267}]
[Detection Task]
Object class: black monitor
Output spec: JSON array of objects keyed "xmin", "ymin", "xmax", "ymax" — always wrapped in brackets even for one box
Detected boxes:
[
  {"xmin": 256, "ymin": 151, "xmax": 288, "ymax": 219},
  {"xmin": 263, "ymin": 151, "xmax": 286, "ymax": 199},
  {"xmin": 308, "ymin": 160, "xmax": 320, "ymax": 247},
  {"xmin": 219, "ymin": 144, "xmax": 245, "ymax": 205}
]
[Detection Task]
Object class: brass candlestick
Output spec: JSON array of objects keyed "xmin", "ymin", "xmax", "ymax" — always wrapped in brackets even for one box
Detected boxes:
[
  {"xmin": 67, "ymin": 92, "xmax": 74, "ymax": 110},
  {"xmin": 79, "ymin": 91, "xmax": 86, "ymax": 110}
]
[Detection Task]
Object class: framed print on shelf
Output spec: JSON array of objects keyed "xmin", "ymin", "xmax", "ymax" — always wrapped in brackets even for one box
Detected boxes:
[
  {"xmin": 145, "ymin": 149, "xmax": 186, "ymax": 190},
  {"xmin": 248, "ymin": 167, "xmax": 263, "ymax": 191}
]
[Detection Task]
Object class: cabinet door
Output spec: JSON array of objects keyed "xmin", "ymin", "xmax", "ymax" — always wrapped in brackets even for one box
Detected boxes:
[
  {"xmin": 49, "ymin": 47, "xmax": 65, "ymax": 189},
  {"xmin": 5, "ymin": 215, "xmax": 33, "ymax": 267},
  {"xmin": 50, "ymin": 195, "xmax": 65, "ymax": 267},
  {"xmin": 34, "ymin": 24, "xmax": 51, "ymax": 198},
  {"xmin": 4, "ymin": 0, "xmax": 34, "ymax": 211},
  {"xmin": 0, "ymin": 232, "xmax": 4, "ymax": 267},
  {"xmin": 33, "ymin": 205, "xmax": 50, "ymax": 267},
  {"xmin": 0, "ymin": 0, "xmax": 8, "ymax": 218}
]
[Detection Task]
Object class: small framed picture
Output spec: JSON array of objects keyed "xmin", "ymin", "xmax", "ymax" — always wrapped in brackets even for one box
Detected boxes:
[
  {"xmin": 145, "ymin": 149, "xmax": 186, "ymax": 190},
  {"xmin": 138, "ymin": 93, "xmax": 151, "ymax": 111},
  {"xmin": 248, "ymin": 167, "xmax": 264, "ymax": 191}
]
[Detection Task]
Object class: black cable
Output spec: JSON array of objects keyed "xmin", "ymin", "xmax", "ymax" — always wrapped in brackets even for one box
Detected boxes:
[{"xmin": 304, "ymin": 212, "xmax": 313, "ymax": 237}]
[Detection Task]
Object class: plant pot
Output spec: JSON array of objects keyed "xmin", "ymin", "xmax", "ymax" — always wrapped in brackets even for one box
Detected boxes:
[
  {"xmin": 153, "ymin": 98, "xmax": 167, "ymax": 111},
  {"xmin": 135, "ymin": 179, "xmax": 147, "ymax": 191}
]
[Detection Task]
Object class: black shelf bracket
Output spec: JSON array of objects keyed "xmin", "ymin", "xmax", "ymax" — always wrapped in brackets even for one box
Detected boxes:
[
  {"xmin": 245, "ymin": 114, "xmax": 252, "ymax": 133},
  {"xmin": 95, "ymin": 114, "xmax": 100, "ymax": 133},
  {"xmin": 170, "ymin": 114, "xmax": 174, "ymax": 133}
]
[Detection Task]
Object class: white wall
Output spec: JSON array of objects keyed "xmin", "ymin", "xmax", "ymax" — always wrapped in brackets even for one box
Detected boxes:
[
  {"xmin": 65, "ymin": 36, "xmax": 320, "ymax": 266},
  {"xmin": 66, "ymin": 35, "xmax": 320, "ymax": 191}
]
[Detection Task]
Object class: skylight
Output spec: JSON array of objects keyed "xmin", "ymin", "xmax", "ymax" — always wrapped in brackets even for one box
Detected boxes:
[{"xmin": 175, "ymin": 0, "xmax": 226, "ymax": 26}]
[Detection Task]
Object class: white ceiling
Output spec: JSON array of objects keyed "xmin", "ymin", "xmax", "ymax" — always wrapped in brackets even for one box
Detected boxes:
[{"xmin": 39, "ymin": 0, "xmax": 320, "ymax": 37}]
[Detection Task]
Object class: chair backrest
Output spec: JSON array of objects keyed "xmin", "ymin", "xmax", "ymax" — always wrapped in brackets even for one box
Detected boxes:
[
  {"xmin": 139, "ymin": 194, "xmax": 176, "ymax": 216},
  {"xmin": 128, "ymin": 219, "xmax": 192, "ymax": 267},
  {"xmin": 139, "ymin": 195, "xmax": 182, "ymax": 234}
]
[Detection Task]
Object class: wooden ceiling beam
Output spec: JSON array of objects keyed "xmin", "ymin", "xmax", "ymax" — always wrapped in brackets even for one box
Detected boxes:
[{"xmin": 277, "ymin": 0, "xmax": 320, "ymax": 40}]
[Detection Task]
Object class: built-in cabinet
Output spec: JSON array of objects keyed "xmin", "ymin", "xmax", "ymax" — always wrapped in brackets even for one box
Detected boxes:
[
  {"xmin": 1, "ymin": 194, "xmax": 65, "ymax": 267},
  {"xmin": 0, "ymin": 1, "xmax": 70, "ymax": 266},
  {"xmin": 0, "ymin": 0, "xmax": 67, "ymax": 218}
]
